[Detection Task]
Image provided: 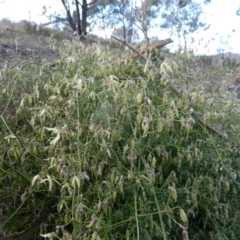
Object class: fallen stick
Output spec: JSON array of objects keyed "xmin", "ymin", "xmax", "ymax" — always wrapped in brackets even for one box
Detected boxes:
[
  {"xmin": 126, "ymin": 38, "xmax": 173, "ymax": 61},
  {"xmin": 111, "ymin": 35, "xmax": 173, "ymax": 64}
]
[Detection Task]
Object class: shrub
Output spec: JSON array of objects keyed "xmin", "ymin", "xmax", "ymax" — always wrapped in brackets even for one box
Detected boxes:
[{"xmin": 0, "ymin": 39, "xmax": 240, "ymax": 240}]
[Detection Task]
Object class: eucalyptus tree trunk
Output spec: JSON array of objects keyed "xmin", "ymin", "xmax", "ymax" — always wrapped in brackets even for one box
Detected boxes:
[{"xmin": 61, "ymin": 0, "xmax": 89, "ymax": 39}]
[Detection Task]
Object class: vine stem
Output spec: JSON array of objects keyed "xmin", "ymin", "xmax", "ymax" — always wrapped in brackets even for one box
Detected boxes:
[
  {"xmin": 134, "ymin": 191, "xmax": 140, "ymax": 240},
  {"xmin": 152, "ymin": 187, "xmax": 167, "ymax": 240}
]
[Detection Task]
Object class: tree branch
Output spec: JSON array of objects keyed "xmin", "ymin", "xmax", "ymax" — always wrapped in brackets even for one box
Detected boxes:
[{"xmin": 61, "ymin": 0, "xmax": 77, "ymax": 31}]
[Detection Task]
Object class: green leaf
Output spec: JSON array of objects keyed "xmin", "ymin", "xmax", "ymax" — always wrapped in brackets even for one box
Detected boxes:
[
  {"xmin": 180, "ymin": 208, "xmax": 188, "ymax": 223},
  {"xmin": 50, "ymin": 132, "xmax": 60, "ymax": 145}
]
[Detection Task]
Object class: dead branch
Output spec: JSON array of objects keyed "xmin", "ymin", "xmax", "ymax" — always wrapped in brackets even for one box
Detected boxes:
[
  {"xmin": 111, "ymin": 35, "xmax": 173, "ymax": 64},
  {"xmin": 126, "ymin": 38, "xmax": 173, "ymax": 61}
]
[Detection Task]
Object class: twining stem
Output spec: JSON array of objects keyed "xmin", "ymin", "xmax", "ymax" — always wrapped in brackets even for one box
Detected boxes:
[
  {"xmin": 152, "ymin": 187, "xmax": 167, "ymax": 240},
  {"xmin": 134, "ymin": 191, "xmax": 140, "ymax": 240}
]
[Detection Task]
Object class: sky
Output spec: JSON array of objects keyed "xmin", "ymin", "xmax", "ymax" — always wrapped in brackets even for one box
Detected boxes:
[{"xmin": 0, "ymin": 0, "xmax": 240, "ymax": 55}]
